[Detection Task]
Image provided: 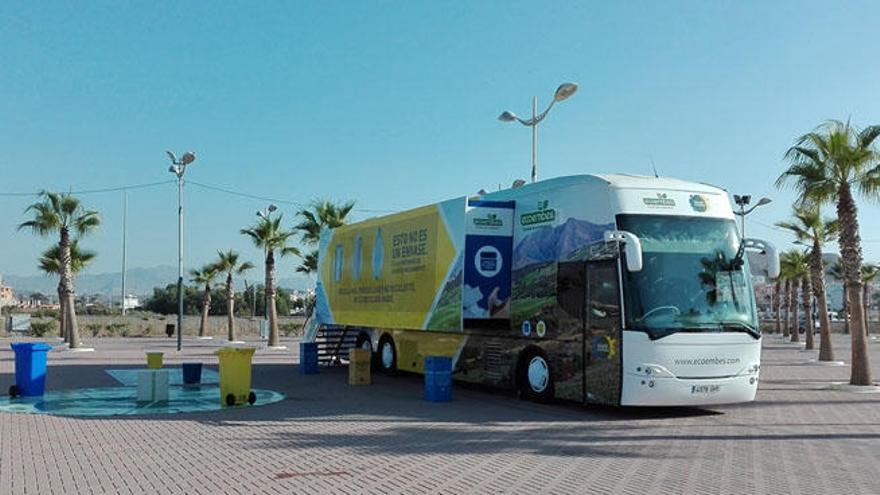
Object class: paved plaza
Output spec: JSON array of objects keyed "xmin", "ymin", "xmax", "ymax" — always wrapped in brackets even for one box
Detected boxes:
[{"xmin": 1, "ymin": 334, "xmax": 879, "ymax": 495}]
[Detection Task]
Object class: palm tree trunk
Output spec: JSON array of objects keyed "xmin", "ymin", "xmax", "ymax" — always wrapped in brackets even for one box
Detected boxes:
[
  {"xmin": 842, "ymin": 285, "xmax": 850, "ymax": 334},
  {"xmin": 802, "ymin": 276, "xmax": 814, "ymax": 350},
  {"xmin": 57, "ymin": 282, "xmax": 66, "ymax": 342},
  {"xmin": 226, "ymin": 274, "xmax": 236, "ymax": 342},
  {"xmin": 266, "ymin": 250, "xmax": 280, "ymax": 347},
  {"xmin": 863, "ymin": 284, "xmax": 871, "ymax": 336},
  {"xmin": 199, "ymin": 282, "xmax": 211, "ymax": 337},
  {"xmin": 774, "ymin": 279, "xmax": 782, "ymax": 334},
  {"xmin": 783, "ymin": 279, "xmax": 791, "ymax": 338},
  {"xmin": 58, "ymin": 228, "xmax": 82, "ymax": 348},
  {"xmin": 837, "ymin": 182, "xmax": 872, "ymax": 385},
  {"xmin": 790, "ymin": 279, "xmax": 800, "ymax": 342},
  {"xmin": 810, "ymin": 245, "xmax": 834, "ymax": 361}
]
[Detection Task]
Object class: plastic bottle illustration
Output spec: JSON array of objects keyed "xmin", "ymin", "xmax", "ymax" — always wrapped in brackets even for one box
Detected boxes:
[
  {"xmin": 334, "ymin": 243, "xmax": 344, "ymax": 282},
  {"xmin": 372, "ymin": 227, "xmax": 384, "ymax": 280},
  {"xmin": 353, "ymin": 235, "xmax": 363, "ymax": 280}
]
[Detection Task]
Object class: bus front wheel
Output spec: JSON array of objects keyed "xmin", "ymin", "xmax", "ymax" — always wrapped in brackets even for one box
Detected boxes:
[
  {"xmin": 377, "ymin": 335, "xmax": 397, "ymax": 374},
  {"xmin": 518, "ymin": 349, "xmax": 554, "ymax": 403}
]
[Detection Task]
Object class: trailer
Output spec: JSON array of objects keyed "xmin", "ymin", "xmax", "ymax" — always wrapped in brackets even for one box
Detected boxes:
[{"xmin": 306, "ymin": 174, "xmax": 778, "ymax": 406}]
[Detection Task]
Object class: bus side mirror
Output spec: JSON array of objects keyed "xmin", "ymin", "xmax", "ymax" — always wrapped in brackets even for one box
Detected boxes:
[
  {"xmin": 604, "ymin": 230, "xmax": 643, "ymax": 272},
  {"xmin": 743, "ymin": 238, "xmax": 779, "ymax": 279}
]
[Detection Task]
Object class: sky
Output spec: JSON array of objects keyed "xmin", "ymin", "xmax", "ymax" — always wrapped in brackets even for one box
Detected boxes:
[{"xmin": 1, "ymin": 1, "xmax": 879, "ymax": 281}]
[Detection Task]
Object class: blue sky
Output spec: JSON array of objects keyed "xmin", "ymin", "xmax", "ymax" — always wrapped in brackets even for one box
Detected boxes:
[{"xmin": 1, "ymin": 1, "xmax": 879, "ymax": 279}]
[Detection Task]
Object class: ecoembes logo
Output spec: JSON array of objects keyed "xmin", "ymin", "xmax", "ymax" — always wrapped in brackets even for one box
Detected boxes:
[
  {"xmin": 689, "ymin": 194, "xmax": 708, "ymax": 212},
  {"xmin": 473, "ymin": 213, "xmax": 503, "ymax": 228},
  {"xmin": 642, "ymin": 193, "xmax": 676, "ymax": 208},
  {"xmin": 520, "ymin": 200, "xmax": 556, "ymax": 226}
]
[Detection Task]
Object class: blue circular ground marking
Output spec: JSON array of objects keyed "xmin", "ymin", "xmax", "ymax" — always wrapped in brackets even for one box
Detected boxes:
[{"xmin": 0, "ymin": 386, "xmax": 285, "ymax": 417}]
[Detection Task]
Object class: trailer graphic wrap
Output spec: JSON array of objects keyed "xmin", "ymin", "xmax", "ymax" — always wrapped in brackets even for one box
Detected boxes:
[
  {"xmin": 463, "ymin": 200, "xmax": 514, "ymax": 328},
  {"xmin": 318, "ymin": 199, "xmax": 466, "ymax": 330},
  {"xmin": 509, "ymin": 196, "xmax": 615, "ymax": 337}
]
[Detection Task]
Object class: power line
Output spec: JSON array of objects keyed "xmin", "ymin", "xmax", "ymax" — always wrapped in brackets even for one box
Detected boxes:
[
  {"xmin": 0, "ymin": 180, "xmax": 175, "ymax": 197},
  {"xmin": 187, "ymin": 180, "xmax": 399, "ymax": 214},
  {"xmin": 0, "ymin": 179, "xmax": 399, "ymax": 214},
  {"xmin": 187, "ymin": 180, "xmax": 306, "ymax": 207}
]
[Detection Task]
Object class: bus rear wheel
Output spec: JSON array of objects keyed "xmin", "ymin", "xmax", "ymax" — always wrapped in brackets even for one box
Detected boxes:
[
  {"xmin": 518, "ymin": 349, "xmax": 554, "ymax": 403},
  {"xmin": 355, "ymin": 332, "xmax": 372, "ymax": 353},
  {"xmin": 377, "ymin": 335, "xmax": 397, "ymax": 374}
]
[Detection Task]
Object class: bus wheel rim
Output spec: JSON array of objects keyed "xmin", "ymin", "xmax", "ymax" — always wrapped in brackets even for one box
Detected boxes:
[
  {"xmin": 382, "ymin": 342, "xmax": 394, "ymax": 369},
  {"xmin": 361, "ymin": 339, "xmax": 371, "ymax": 351},
  {"xmin": 527, "ymin": 356, "xmax": 549, "ymax": 393}
]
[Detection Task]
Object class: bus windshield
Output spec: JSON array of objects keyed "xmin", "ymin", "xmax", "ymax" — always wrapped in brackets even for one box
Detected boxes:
[{"xmin": 616, "ymin": 214, "xmax": 758, "ymax": 339}]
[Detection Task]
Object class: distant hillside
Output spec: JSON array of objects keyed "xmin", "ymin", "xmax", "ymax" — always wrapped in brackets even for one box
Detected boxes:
[
  {"xmin": 3, "ymin": 265, "xmax": 311, "ymax": 296},
  {"xmin": 513, "ymin": 218, "xmax": 613, "ymax": 269}
]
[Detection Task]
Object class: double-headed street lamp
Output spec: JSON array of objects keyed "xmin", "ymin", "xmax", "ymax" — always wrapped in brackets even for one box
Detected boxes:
[
  {"xmin": 256, "ymin": 204, "xmax": 278, "ymax": 321},
  {"xmin": 166, "ymin": 150, "xmax": 196, "ymax": 352},
  {"xmin": 498, "ymin": 82, "xmax": 579, "ymax": 183},
  {"xmin": 733, "ymin": 194, "xmax": 771, "ymax": 238}
]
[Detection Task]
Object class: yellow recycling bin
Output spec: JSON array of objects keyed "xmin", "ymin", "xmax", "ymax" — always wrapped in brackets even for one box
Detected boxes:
[
  {"xmin": 215, "ymin": 347, "xmax": 257, "ymax": 406},
  {"xmin": 146, "ymin": 352, "xmax": 164, "ymax": 369},
  {"xmin": 349, "ymin": 348, "xmax": 371, "ymax": 385}
]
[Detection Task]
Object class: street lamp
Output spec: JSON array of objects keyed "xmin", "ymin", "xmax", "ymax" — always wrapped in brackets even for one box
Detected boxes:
[
  {"xmin": 256, "ymin": 204, "xmax": 278, "ymax": 321},
  {"xmin": 733, "ymin": 194, "xmax": 771, "ymax": 238},
  {"xmin": 498, "ymin": 82, "xmax": 578, "ymax": 183},
  {"xmin": 166, "ymin": 150, "xmax": 197, "ymax": 351}
]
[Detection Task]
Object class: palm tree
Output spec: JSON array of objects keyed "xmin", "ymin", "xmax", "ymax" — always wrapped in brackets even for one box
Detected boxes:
[
  {"xmin": 776, "ymin": 206, "xmax": 838, "ymax": 360},
  {"xmin": 295, "ymin": 251, "xmax": 319, "ymax": 276},
  {"xmin": 19, "ymin": 191, "xmax": 100, "ymax": 349},
  {"xmin": 38, "ymin": 241, "xmax": 96, "ymax": 342},
  {"xmin": 773, "ymin": 277, "xmax": 783, "ymax": 335},
  {"xmin": 782, "ymin": 276, "xmax": 792, "ymax": 339},
  {"xmin": 190, "ymin": 264, "xmax": 219, "ymax": 338},
  {"xmin": 829, "ymin": 260, "xmax": 849, "ymax": 335},
  {"xmin": 861, "ymin": 264, "xmax": 879, "ymax": 334},
  {"xmin": 780, "ymin": 250, "xmax": 808, "ymax": 343},
  {"xmin": 777, "ymin": 119, "xmax": 880, "ymax": 385},
  {"xmin": 241, "ymin": 217, "xmax": 298, "ymax": 347},
  {"xmin": 213, "ymin": 250, "xmax": 254, "ymax": 342},
  {"xmin": 294, "ymin": 199, "xmax": 355, "ymax": 275}
]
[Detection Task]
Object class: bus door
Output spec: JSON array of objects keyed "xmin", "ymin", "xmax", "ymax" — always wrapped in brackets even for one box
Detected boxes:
[{"xmin": 583, "ymin": 259, "xmax": 622, "ymax": 405}]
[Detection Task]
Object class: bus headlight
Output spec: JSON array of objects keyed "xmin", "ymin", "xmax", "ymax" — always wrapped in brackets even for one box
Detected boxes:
[{"xmin": 635, "ymin": 364, "xmax": 674, "ymax": 378}]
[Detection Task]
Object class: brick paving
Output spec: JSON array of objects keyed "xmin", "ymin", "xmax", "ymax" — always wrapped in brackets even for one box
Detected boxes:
[{"xmin": 1, "ymin": 334, "xmax": 879, "ymax": 494}]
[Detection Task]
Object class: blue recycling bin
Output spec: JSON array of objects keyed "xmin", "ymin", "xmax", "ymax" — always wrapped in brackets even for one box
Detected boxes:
[
  {"xmin": 181, "ymin": 362, "xmax": 203, "ymax": 385},
  {"xmin": 424, "ymin": 356, "xmax": 453, "ymax": 402},
  {"xmin": 10, "ymin": 342, "xmax": 52, "ymax": 397},
  {"xmin": 299, "ymin": 342, "xmax": 318, "ymax": 375}
]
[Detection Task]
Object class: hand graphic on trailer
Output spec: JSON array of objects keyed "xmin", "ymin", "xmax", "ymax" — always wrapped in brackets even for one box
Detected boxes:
[{"xmin": 488, "ymin": 287, "xmax": 510, "ymax": 318}]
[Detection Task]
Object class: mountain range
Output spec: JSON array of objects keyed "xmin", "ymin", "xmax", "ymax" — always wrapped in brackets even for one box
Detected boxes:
[
  {"xmin": 1, "ymin": 265, "xmax": 311, "ymax": 296},
  {"xmin": 513, "ymin": 218, "xmax": 614, "ymax": 270}
]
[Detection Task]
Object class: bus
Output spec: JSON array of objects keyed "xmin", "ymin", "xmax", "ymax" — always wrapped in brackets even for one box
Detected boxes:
[{"xmin": 304, "ymin": 174, "xmax": 779, "ymax": 407}]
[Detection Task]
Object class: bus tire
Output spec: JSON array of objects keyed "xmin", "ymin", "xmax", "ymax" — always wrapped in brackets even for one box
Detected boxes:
[
  {"xmin": 517, "ymin": 348, "xmax": 554, "ymax": 403},
  {"xmin": 355, "ymin": 332, "xmax": 372, "ymax": 353},
  {"xmin": 377, "ymin": 334, "xmax": 397, "ymax": 374}
]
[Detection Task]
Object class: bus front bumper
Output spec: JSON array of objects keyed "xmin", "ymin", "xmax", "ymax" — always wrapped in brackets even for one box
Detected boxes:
[{"xmin": 620, "ymin": 371, "xmax": 760, "ymax": 407}]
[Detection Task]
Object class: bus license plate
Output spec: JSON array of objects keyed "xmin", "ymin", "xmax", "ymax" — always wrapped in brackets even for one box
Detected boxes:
[{"xmin": 691, "ymin": 384, "xmax": 720, "ymax": 394}]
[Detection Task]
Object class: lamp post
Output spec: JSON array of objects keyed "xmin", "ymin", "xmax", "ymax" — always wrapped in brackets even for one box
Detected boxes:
[
  {"xmin": 121, "ymin": 190, "xmax": 127, "ymax": 316},
  {"xmin": 498, "ymin": 82, "xmax": 578, "ymax": 183},
  {"xmin": 732, "ymin": 194, "xmax": 772, "ymax": 238},
  {"xmin": 166, "ymin": 150, "xmax": 197, "ymax": 352},
  {"xmin": 256, "ymin": 204, "xmax": 278, "ymax": 320}
]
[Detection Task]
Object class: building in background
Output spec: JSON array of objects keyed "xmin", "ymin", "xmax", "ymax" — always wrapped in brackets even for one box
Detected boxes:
[
  {"xmin": 0, "ymin": 276, "xmax": 18, "ymax": 311},
  {"xmin": 123, "ymin": 294, "xmax": 140, "ymax": 311}
]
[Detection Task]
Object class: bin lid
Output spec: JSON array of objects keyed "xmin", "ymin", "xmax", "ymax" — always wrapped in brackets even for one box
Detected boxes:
[
  {"xmin": 214, "ymin": 347, "xmax": 256, "ymax": 356},
  {"xmin": 11, "ymin": 342, "xmax": 52, "ymax": 352}
]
